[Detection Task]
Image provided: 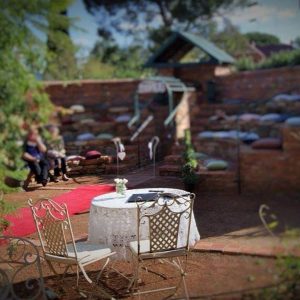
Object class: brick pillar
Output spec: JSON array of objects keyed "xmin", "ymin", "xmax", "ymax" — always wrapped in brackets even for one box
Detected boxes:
[{"xmin": 175, "ymin": 91, "xmax": 195, "ymax": 139}]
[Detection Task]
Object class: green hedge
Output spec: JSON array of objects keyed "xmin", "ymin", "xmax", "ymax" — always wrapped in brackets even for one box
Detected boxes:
[{"xmin": 236, "ymin": 49, "xmax": 300, "ymax": 71}]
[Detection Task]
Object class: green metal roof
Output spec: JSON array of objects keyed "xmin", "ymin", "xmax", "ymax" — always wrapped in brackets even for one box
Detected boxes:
[{"xmin": 145, "ymin": 31, "xmax": 235, "ymax": 67}]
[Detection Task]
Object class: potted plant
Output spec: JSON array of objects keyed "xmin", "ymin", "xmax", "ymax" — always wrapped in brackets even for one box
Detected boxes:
[
  {"xmin": 182, "ymin": 163, "xmax": 199, "ymax": 192},
  {"xmin": 181, "ymin": 129, "xmax": 199, "ymax": 192}
]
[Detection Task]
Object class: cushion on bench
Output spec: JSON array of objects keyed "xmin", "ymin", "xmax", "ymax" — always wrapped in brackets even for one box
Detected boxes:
[{"xmin": 251, "ymin": 138, "xmax": 282, "ymax": 149}]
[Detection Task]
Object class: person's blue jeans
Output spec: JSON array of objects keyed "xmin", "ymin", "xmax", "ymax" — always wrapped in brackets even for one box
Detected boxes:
[{"xmin": 27, "ymin": 158, "xmax": 49, "ymax": 183}]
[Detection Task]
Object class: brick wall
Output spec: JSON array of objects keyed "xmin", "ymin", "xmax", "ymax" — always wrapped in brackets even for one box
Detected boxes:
[
  {"xmin": 45, "ymin": 66, "xmax": 300, "ymax": 109},
  {"xmin": 44, "ymin": 79, "xmax": 140, "ymax": 109},
  {"xmin": 240, "ymin": 126, "xmax": 300, "ymax": 194},
  {"xmin": 216, "ymin": 66, "xmax": 300, "ymax": 101},
  {"xmin": 157, "ymin": 65, "xmax": 216, "ymax": 91}
]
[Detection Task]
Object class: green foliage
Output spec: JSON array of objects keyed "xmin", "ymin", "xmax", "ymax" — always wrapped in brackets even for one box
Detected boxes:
[
  {"xmin": 82, "ymin": 41, "xmax": 152, "ymax": 79},
  {"xmin": 0, "ymin": 169, "xmax": 28, "ymax": 194},
  {"xmin": 183, "ymin": 148, "xmax": 197, "ymax": 169},
  {"xmin": 212, "ymin": 20, "xmax": 249, "ymax": 57},
  {"xmin": 0, "ymin": 192, "xmax": 17, "ymax": 233},
  {"xmin": 182, "ymin": 129, "xmax": 198, "ymax": 186},
  {"xmin": 183, "ymin": 129, "xmax": 198, "ymax": 169},
  {"xmin": 83, "ymin": 0, "xmax": 251, "ymax": 51},
  {"xmin": 235, "ymin": 49, "xmax": 300, "ymax": 71},
  {"xmin": 0, "ymin": 1, "xmax": 55, "ymax": 192},
  {"xmin": 82, "ymin": 58, "xmax": 116, "ymax": 79},
  {"xmin": 43, "ymin": 0, "xmax": 79, "ymax": 80},
  {"xmin": 83, "ymin": 1, "xmax": 252, "ymax": 76},
  {"xmin": 243, "ymin": 256, "xmax": 300, "ymax": 299},
  {"xmin": 245, "ymin": 31, "xmax": 280, "ymax": 46},
  {"xmin": 182, "ymin": 163, "xmax": 198, "ymax": 186},
  {"xmin": 235, "ymin": 57, "xmax": 256, "ymax": 71},
  {"xmin": 259, "ymin": 50, "xmax": 300, "ymax": 69},
  {"xmin": 244, "ymin": 206, "xmax": 300, "ymax": 299}
]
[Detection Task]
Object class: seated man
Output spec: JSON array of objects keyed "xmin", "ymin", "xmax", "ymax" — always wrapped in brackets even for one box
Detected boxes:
[{"xmin": 22, "ymin": 127, "xmax": 49, "ymax": 187}]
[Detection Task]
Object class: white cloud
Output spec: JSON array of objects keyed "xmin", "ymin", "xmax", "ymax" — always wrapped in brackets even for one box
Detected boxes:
[
  {"xmin": 119, "ymin": 14, "xmax": 162, "ymax": 31},
  {"xmin": 119, "ymin": 21, "xmax": 146, "ymax": 31},
  {"xmin": 219, "ymin": 4, "xmax": 297, "ymax": 25}
]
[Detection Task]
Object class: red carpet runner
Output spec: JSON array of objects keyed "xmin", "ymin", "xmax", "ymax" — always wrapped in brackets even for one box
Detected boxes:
[{"xmin": 4, "ymin": 184, "xmax": 114, "ymax": 237}]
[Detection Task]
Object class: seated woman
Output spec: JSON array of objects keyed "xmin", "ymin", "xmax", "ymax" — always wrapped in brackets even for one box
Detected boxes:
[
  {"xmin": 46, "ymin": 125, "xmax": 69, "ymax": 181},
  {"xmin": 22, "ymin": 127, "xmax": 49, "ymax": 187}
]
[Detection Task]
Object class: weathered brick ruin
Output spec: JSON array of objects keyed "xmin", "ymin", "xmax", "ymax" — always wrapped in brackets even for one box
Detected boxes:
[{"xmin": 44, "ymin": 65, "xmax": 300, "ymax": 194}]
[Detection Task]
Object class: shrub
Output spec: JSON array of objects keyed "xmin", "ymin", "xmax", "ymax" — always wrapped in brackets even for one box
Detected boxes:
[
  {"xmin": 235, "ymin": 49, "xmax": 300, "ymax": 71},
  {"xmin": 0, "ymin": 1, "xmax": 54, "ymax": 192},
  {"xmin": 182, "ymin": 163, "xmax": 198, "ymax": 186},
  {"xmin": 183, "ymin": 129, "xmax": 198, "ymax": 169},
  {"xmin": 0, "ymin": 191, "xmax": 16, "ymax": 233},
  {"xmin": 235, "ymin": 56, "xmax": 256, "ymax": 71},
  {"xmin": 181, "ymin": 129, "xmax": 199, "ymax": 188},
  {"xmin": 259, "ymin": 49, "xmax": 300, "ymax": 69}
]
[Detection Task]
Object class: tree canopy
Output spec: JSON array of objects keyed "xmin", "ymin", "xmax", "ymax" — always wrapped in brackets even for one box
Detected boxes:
[
  {"xmin": 212, "ymin": 19, "xmax": 249, "ymax": 57},
  {"xmin": 44, "ymin": 0, "xmax": 79, "ymax": 80},
  {"xmin": 245, "ymin": 31, "xmax": 281, "ymax": 46},
  {"xmin": 0, "ymin": 0, "xmax": 75, "ymax": 192},
  {"xmin": 82, "ymin": 36, "xmax": 151, "ymax": 79},
  {"xmin": 83, "ymin": 0, "xmax": 252, "ymax": 50}
]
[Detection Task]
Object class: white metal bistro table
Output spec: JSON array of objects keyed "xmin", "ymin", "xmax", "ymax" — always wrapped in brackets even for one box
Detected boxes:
[{"xmin": 88, "ymin": 188, "xmax": 200, "ymax": 259}]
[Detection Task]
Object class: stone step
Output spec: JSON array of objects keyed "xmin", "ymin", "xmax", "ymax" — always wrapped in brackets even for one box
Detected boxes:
[
  {"xmin": 112, "ymin": 153, "xmax": 139, "ymax": 164},
  {"xmin": 159, "ymin": 164, "xmax": 182, "ymax": 176},
  {"xmin": 68, "ymin": 165, "xmax": 106, "ymax": 176},
  {"xmin": 196, "ymin": 169, "xmax": 238, "ymax": 194},
  {"xmin": 164, "ymin": 155, "xmax": 183, "ymax": 164},
  {"xmin": 171, "ymin": 144, "xmax": 185, "ymax": 155},
  {"xmin": 105, "ymin": 162, "xmax": 138, "ymax": 174},
  {"xmin": 108, "ymin": 106, "xmax": 131, "ymax": 114},
  {"xmin": 191, "ymin": 126, "xmax": 205, "ymax": 135},
  {"xmin": 191, "ymin": 119, "xmax": 210, "ymax": 126},
  {"xmin": 79, "ymin": 156, "xmax": 113, "ymax": 166}
]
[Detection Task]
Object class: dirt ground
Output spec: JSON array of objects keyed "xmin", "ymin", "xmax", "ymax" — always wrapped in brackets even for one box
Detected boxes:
[{"xmin": 2, "ymin": 174, "xmax": 300, "ymax": 299}]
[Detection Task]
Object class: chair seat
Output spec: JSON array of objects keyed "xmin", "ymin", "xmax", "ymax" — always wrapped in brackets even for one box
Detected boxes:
[
  {"xmin": 130, "ymin": 240, "xmax": 150, "ymax": 254},
  {"xmin": 129, "ymin": 240, "xmax": 187, "ymax": 259},
  {"xmin": 67, "ymin": 242, "xmax": 112, "ymax": 264}
]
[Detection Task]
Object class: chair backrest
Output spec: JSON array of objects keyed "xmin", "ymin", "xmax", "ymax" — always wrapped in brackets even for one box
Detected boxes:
[
  {"xmin": 28, "ymin": 198, "xmax": 77, "ymax": 259},
  {"xmin": 137, "ymin": 192, "xmax": 195, "ymax": 254},
  {"xmin": 0, "ymin": 235, "xmax": 47, "ymax": 300}
]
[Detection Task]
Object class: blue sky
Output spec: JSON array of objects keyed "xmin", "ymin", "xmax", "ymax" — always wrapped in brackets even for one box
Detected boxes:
[{"xmin": 68, "ymin": 0, "xmax": 300, "ymax": 57}]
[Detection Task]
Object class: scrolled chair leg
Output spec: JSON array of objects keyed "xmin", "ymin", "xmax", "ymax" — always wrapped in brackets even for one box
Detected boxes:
[
  {"xmin": 76, "ymin": 263, "xmax": 116, "ymax": 300},
  {"xmin": 76, "ymin": 265, "xmax": 80, "ymax": 287},
  {"xmin": 174, "ymin": 257, "xmax": 189, "ymax": 300},
  {"xmin": 79, "ymin": 263, "xmax": 93, "ymax": 284},
  {"xmin": 46, "ymin": 260, "xmax": 58, "ymax": 275},
  {"xmin": 127, "ymin": 250, "xmax": 137, "ymax": 293},
  {"xmin": 96, "ymin": 257, "xmax": 110, "ymax": 282}
]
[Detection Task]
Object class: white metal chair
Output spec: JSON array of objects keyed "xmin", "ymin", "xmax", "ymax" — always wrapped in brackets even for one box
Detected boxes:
[
  {"xmin": 0, "ymin": 235, "xmax": 47, "ymax": 300},
  {"xmin": 28, "ymin": 198, "xmax": 116, "ymax": 298},
  {"xmin": 128, "ymin": 192, "xmax": 195, "ymax": 299}
]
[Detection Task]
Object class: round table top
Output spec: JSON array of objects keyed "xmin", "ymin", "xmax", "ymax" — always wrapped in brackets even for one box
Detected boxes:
[{"xmin": 91, "ymin": 188, "xmax": 188, "ymax": 209}]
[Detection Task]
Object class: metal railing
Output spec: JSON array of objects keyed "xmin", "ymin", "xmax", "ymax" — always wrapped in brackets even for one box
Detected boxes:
[{"xmin": 130, "ymin": 114, "xmax": 154, "ymax": 142}]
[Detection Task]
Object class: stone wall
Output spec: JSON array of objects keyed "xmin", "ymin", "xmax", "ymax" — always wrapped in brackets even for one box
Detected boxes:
[{"xmin": 215, "ymin": 66, "xmax": 300, "ymax": 101}]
